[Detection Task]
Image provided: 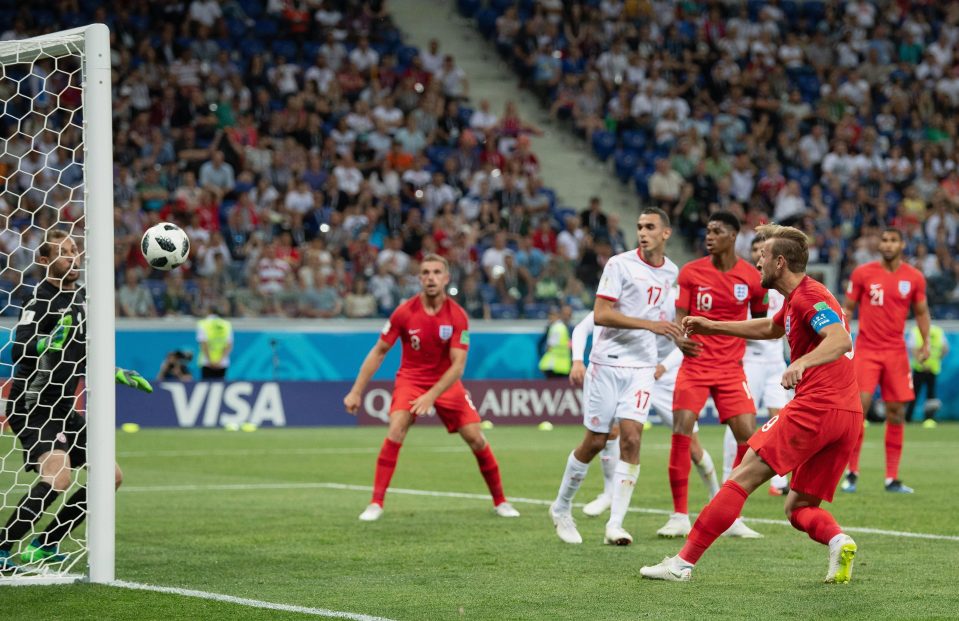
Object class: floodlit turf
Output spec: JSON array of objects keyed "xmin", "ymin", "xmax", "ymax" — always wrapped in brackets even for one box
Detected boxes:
[{"xmin": 1, "ymin": 423, "xmax": 958, "ymax": 620}]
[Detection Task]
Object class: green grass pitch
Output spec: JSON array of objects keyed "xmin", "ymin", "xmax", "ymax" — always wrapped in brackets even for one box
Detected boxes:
[{"xmin": 1, "ymin": 423, "xmax": 958, "ymax": 620}]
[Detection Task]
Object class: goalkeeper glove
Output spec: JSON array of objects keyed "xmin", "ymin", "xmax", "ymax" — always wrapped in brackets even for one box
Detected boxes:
[
  {"xmin": 115, "ymin": 367, "xmax": 153, "ymax": 393},
  {"xmin": 37, "ymin": 315, "xmax": 73, "ymax": 355}
]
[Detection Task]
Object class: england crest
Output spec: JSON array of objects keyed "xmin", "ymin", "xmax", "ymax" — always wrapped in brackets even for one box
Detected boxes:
[
  {"xmin": 734, "ymin": 283, "xmax": 749, "ymax": 301},
  {"xmin": 439, "ymin": 324, "xmax": 453, "ymax": 340},
  {"xmin": 898, "ymin": 280, "xmax": 911, "ymax": 296}
]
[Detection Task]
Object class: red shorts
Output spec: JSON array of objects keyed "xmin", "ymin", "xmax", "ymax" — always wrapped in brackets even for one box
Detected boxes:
[
  {"xmin": 672, "ymin": 363, "xmax": 756, "ymax": 423},
  {"xmin": 748, "ymin": 402, "xmax": 861, "ymax": 502},
  {"xmin": 854, "ymin": 349, "xmax": 914, "ymax": 402},
  {"xmin": 390, "ymin": 380, "xmax": 480, "ymax": 433}
]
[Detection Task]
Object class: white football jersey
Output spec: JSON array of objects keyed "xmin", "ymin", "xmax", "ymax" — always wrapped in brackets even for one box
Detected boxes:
[
  {"xmin": 745, "ymin": 287, "xmax": 787, "ymax": 364},
  {"xmin": 590, "ymin": 250, "xmax": 678, "ymax": 368},
  {"xmin": 655, "ymin": 285, "xmax": 679, "ymax": 362}
]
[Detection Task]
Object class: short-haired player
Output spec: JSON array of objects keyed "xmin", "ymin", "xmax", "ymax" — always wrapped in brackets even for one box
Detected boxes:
[
  {"xmin": 548, "ymin": 208, "xmax": 683, "ymax": 545},
  {"xmin": 658, "ymin": 212, "xmax": 766, "ymax": 539},
  {"xmin": 642, "ymin": 224, "xmax": 861, "ymax": 583},
  {"xmin": 841, "ymin": 228, "xmax": 931, "ymax": 494},
  {"xmin": 344, "ymin": 255, "xmax": 519, "ymax": 521},
  {"xmin": 735, "ymin": 236, "xmax": 792, "ymax": 496}
]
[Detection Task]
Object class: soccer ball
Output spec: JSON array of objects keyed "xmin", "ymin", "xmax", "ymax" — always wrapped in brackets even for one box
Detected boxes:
[{"xmin": 141, "ymin": 222, "xmax": 190, "ymax": 271}]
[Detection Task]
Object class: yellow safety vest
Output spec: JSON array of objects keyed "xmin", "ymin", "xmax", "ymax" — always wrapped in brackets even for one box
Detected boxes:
[
  {"xmin": 911, "ymin": 325, "xmax": 945, "ymax": 375},
  {"xmin": 199, "ymin": 316, "xmax": 233, "ymax": 366},
  {"xmin": 539, "ymin": 321, "xmax": 572, "ymax": 375}
]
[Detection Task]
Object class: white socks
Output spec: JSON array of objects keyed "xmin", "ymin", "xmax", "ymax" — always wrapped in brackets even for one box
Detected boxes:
[
  {"xmin": 600, "ymin": 439, "xmax": 620, "ymax": 498},
  {"xmin": 722, "ymin": 425, "xmax": 737, "ymax": 482},
  {"xmin": 554, "ymin": 452, "xmax": 590, "ymax": 512},
  {"xmin": 693, "ymin": 449, "xmax": 720, "ymax": 499},
  {"xmin": 606, "ymin": 460, "xmax": 640, "ymax": 529}
]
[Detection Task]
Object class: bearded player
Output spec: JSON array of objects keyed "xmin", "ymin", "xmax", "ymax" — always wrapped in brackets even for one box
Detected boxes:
[
  {"xmin": 742, "ymin": 236, "xmax": 792, "ymax": 496},
  {"xmin": 841, "ymin": 228, "xmax": 930, "ymax": 494},
  {"xmin": 1, "ymin": 231, "xmax": 151, "ymax": 573},
  {"xmin": 343, "ymin": 254, "xmax": 519, "ymax": 521},
  {"xmin": 642, "ymin": 224, "xmax": 860, "ymax": 583},
  {"xmin": 657, "ymin": 212, "xmax": 766, "ymax": 539}
]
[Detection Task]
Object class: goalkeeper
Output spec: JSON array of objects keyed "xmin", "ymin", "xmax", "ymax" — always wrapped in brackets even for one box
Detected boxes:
[{"xmin": 0, "ymin": 231, "xmax": 152, "ymax": 572}]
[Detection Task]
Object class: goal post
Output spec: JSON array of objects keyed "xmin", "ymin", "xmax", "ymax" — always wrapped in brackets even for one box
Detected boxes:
[{"xmin": 0, "ymin": 24, "xmax": 115, "ymax": 585}]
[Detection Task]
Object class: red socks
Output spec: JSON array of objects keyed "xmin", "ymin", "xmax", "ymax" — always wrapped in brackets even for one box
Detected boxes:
[
  {"xmin": 679, "ymin": 480, "xmax": 748, "ymax": 565},
  {"xmin": 733, "ymin": 443, "xmax": 748, "ymax": 468},
  {"xmin": 372, "ymin": 439, "xmax": 507, "ymax": 508},
  {"xmin": 473, "ymin": 444, "xmax": 507, "ymax": 506},
  {"xmin": 371, "ymin": 438, "xmax": 402, "ymax": 506},
  {"xmin": 669, "ymin": 434, "xmax": 692, "ymax": 514},
  {"xmin": 885, "ymin": 422, "xmax": 904, "ymax": 481},
  {"xmin": 848, "ymin": 421, "xmax": 864, "ymax": 474},
  {"xmin": 789, "ymin": 506, "xmax": 842, "ymax": 545}
]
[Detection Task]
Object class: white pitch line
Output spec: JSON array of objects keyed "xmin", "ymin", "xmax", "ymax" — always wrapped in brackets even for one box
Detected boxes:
[
  {"xmin": 119, "ymin": 481, "xmax": 959, "ymax": 542},
  {"xmin": 110, "ymin": 580, "xmax": 397, "ymax": 621}
]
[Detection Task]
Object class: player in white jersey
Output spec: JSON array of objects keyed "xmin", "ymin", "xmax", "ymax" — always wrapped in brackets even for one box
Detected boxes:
[
  {"xmin": 570, "ymin": 308, "xmax": 720, "ymax": 519},
  {"xmin": 722, "ymin": 237, "xmax": 792, "ymax": 495},
  {"xmin": 549, "ymin": 208, "xmax": 683, "ymax": 546}
]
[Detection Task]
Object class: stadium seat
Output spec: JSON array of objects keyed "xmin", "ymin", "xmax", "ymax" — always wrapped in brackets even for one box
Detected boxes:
[
  {"xmin": 591, "ymin": 130, "xmax": 617, "ymax": 162},
  {"xmin": 226, "ymin": 17, "xmax": 248, "ymax": 39},
  {"xmin": 803, "ymin": 1, "xmax": 826, "ymax": 24},
  {"xmin": 781, "ymin": 0, "xmax": 800, "ymax": 22},
  {"xmin": 458, "ymin": 0, "xmax": 481, "ymax": 18},
  {"xmin": 523, "ymin": 303, "xmax": 550, "ymax": 319},
  {"xmin": 633, "ymin": 169, "xmax": 650, "ymax": 200},
  {"xmin": 490, "ymin": 303, "xmax": 519, "ymax": 319},
  {"xmin": 254, "ymin": 19, "xmax": 278, "ymax": 39},
  {"xmin": 621, "ymin": 130, "xmax": 645, "ymax": 153},
  {"xmin": 272, "ymin": 40, "xmax": 298, "ymax": 61},
  {"xmin": 397, "ymin": 45, "xmax": 419, "ymax": 68},
  {"xmin": 747, "ymin": 0, "xmax": 766, "ymax": 21},
  {"xmin": 426, "ymin": 145, "xmax": 453, "ymax": 168},
  {"xmin": 613, "ymin": 150, "xmax": 639, "ymax": 184},
  {"xmin": 476, "ymin": 8, "xmax": 499, "ymax": 40}
]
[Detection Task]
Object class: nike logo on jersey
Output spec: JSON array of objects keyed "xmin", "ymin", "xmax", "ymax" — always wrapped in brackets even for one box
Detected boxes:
[
  {"xmin": 408, "ymin": 329, "xmax": 421, "ymax": 334},
  {"xmin": 697, "ymin": 286, "xmax": 711, "ymax": 292}
]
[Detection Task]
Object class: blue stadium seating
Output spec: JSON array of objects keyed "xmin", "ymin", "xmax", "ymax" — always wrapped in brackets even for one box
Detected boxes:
[{"xmin": 591, "ymin": 130, "xmax": 616, "ymax": 162}]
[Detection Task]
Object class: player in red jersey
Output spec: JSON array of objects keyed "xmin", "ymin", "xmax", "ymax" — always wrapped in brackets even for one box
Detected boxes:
[
  {"xmin": 343, "ymin": 254, "xmax": 519, "ymax": 521},
  {"xmin": 642, "ymin": 224, "xmax": 861, "ymax": 583},
  {"xmin": 657, "ymin": 211, "xmax": 767, "ymax": 539},
  {"xmin": 841, "ymin": 228, "xmax": 931, "ymax": 494}
]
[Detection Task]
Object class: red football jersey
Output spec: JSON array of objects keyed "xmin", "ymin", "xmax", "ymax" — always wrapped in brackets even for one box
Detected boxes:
[
  {"xmin": 846, "ymin": 261, "xmax": 926, "ymax": 352},
  {"xmin": 381, "ymin": 295, "xmax": 470, "ymax": 384},
  {"xmin": 773, "ymin": 276, "xmax": 861, "ymax": 412},
  {"xmin": 676, "ymin": 256, "xmax": 767, "ymax": 367}
]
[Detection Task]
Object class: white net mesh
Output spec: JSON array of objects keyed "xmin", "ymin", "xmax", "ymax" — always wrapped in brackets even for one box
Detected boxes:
[{"xmin": 0, "ymin": 30, "xmax": 90, "ymax": 581}]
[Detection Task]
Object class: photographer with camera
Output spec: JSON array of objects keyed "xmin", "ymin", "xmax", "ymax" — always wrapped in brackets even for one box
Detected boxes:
[{"xmin": 157, "ymin": 350, "xmax": 194, "ymax": 381}]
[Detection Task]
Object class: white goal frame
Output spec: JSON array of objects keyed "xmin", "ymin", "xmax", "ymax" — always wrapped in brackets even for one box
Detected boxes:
[{"xmin": 0, "ymin": 24, "xmax": 115, "ymax": 585}]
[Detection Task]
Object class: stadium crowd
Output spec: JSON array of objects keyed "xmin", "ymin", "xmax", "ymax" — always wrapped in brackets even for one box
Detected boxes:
[
  {"xmin": 0, "ymin": 0, "xmax": 627, "ymax": 320},
  {"xmin": 476, "ymin": 0, "xmax": 959, "ymax": 316}
]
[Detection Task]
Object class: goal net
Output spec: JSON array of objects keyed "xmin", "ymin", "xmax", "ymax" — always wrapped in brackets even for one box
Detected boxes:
[{"xmin": 0, "ymin": 24, "xmax": 115, "ymax": 585}]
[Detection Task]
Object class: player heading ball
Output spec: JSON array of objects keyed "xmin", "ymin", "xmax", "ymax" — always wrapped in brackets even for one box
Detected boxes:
[{"xmin": 642, "ymin": 224, "xmax": 861, "ymax": 584}]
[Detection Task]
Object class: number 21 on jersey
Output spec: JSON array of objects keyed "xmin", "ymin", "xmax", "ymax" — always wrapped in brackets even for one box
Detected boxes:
[{"xmin": 868, "ymin": 284, "xmax": 883, "ymax": 306}]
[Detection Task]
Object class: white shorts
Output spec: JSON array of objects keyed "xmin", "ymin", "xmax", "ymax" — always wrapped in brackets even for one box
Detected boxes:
[
  {"xmin": 744, "ymin": 358, "xmax": 790, "ymax": 411},
  {"xmin": 582, "ymin": 363, "xmax": 656, "ymax": 433},
  {"xmin": 650, "ymin": 368, "xmax": 698, "ymax": 432}
]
